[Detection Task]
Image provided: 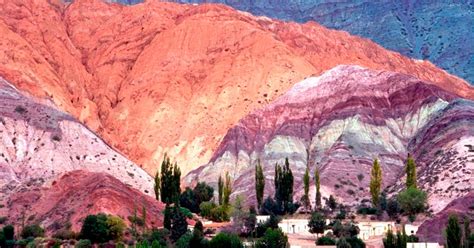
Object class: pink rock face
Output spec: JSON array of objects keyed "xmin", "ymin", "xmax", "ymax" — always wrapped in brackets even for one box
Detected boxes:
[
  {"xmin": 0, "ymin": 0, "xmax": 472, "ymax": 177},
  {"xmin": 7, "ymin": 170, "xmax": 164, "ymax": 233},
  {"xmin": 185, "ymin": 65, "xmax": 473, "ymax": 210},
  {"xmin": 417, "ymin": 192, "xmax": 474, "ymax": 244}
]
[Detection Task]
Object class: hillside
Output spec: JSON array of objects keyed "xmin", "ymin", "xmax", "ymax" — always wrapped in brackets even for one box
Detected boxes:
[
  {"xmin": 0, "ymin": 0, "xmax": 472, "ymax": 176},
  {"xmin": 184, "ymin": 65, "xmax": 473, "ymax": 213}
]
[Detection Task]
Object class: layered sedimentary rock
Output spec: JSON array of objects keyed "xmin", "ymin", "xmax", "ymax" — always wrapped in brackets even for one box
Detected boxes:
[
  {"xmin": 7, "ymin": 170, "xmax": 164, "ymax": 233},
  {"xmin": 172, "ymin": 0, "xmax": 474, "ymax": 84},
  {"xmin": 417, "ymin": 192, "xmax": 474, "ymax": 244},
  {"xmin": 0, "ymin": 76, "xmax": 154, "ymax": 214},
  {"xmin": 0, "ymin": 0, "xmax": 472, "ymax": 176},
  {"xmin": 185, "ymin": 65, "xmax": 473, "ymax": 212}
]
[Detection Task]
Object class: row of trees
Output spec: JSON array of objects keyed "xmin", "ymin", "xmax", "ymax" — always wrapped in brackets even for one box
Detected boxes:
[{"xmin": 369, "ymin": 154, "xmax": 427, "ymax": 222}]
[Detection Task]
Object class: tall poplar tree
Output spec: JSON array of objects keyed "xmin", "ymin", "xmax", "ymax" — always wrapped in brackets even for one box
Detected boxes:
[
  {"xmin": 218, "ymin": 175, "xmax": 224, "ymax": 205},
  {"xmin": 255, "ymin": 159, "xmax": 265, "ymax": 209},
  {"xmin": 302, "ymin": 167, "xmax": 311, "ymax": 209},
  {"xmin": 446, "ymin": 214, "xmax": 462, "ymax": 248},
  {"xmin": 315, "ymin": 168, "xmax": 321, "ymax": 210},
  {"xmin": 370, "ymin": 158, "xmax": 382, "ymax": 207},
  {"xmin": 223, "ymin": 172, "xmax": 232, "ymax": 206},
  {"xmin": 405, "ymin": 154, "xmax": 417, "ymax": 189},
  {"xmin": 274, "ymin": 158, "xmax": 294, "ymax": 213},
  {"xmin": 160, "ymin": 154, "xmax": 181, "ymax": 204},
  {"xmin": 154, "ymin": 170, "xmax": 160, "ymax": 201}
]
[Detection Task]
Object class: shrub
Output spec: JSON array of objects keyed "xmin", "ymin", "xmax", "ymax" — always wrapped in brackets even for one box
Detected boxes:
[
  {"xmin": 80, "ymin": 214, "xmax": 109, "ymax": 243},
  {"xmin": 53, "ymin": 229, "xmax": 78, "ymax": 240},
  {"xmin": 256, "ymin": 228, "xmax": 288, "ymax": 248},
  {"xmin": 397, "ymin": 188, "xmax": 427, "ymax": 218},
  {"xmin": 209, "ymin": 232, "xmax": 243, "ymax": 248},
  {"xmin": 317, "ymin": 236, "xmax": 336, "ymax": 245},
  {"xmin": 308, "ymin": 212, "xmax": 326, "ymax": 235},
  {"xmin": 75, "ymin": 239, "xmax": 92, "ymax": 248},
  {"xmin": 175, "ymin": 232, "xmax": 193, "ymax": 248},
  {"xmin": 356, "ymin": 206, "xmax": 377, "ymax": 215},
  {"xmin": 256, "ymin": 214, "xmax": 281, "ymax": 238},
  {"xmin": 21, "ymin": 224, "xmax": 44, "ymax": 239},
  {"xmin": 180, "ymin": 188, "xmax": 199, "ymax": 213},
  {"xmin": 3, "ymin": 225, "xmax": 14, "ymax": 240},
  {"xmin": 260, "ymin": 197, "xmax": 279, "ymax": 215},
  {"xmin": 146, "ymin": 228, "xmax": 169, "ymax": 246},
  {"xmin": 15, "ymin": 106, "xmax": 27, "ymax": 114},
  {"xmin": 200, "ymin": 202, "xmax": 217, "ymax": 218},
  {"xmin": 0, "ymin": 216, "xmax": 7, "ymax": 224},
  {"xmin": 210, "ymin": 205, "xmax": 230, "ymax": 222},
  {"xmin": 106, "ymin": 215, "xmax": 126, "ymax": 241}
]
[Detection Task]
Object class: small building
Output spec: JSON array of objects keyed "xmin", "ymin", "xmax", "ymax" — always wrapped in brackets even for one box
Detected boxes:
[
  {"xmin": 406, "ymin": 243, "xmax": 443, "ymax": 248},
  {"xmin": 357, "ymin": 221, "xmax": 395, "ymax": 240}
]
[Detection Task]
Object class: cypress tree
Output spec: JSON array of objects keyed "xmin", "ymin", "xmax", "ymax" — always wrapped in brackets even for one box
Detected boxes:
[
  {"xmin": 446, "ymin": 214, "xmax": 462, "ymax": 248},
  {"xmin": 464, "ymin": 216, "xmax": 471, "ymax": 248},
  {"xmin": 223, "ymin": 172, "xmax": 232, "ymax": 206},
  {"xmin": 160, "ymin": 154, "xmax": 181, "ymax": 204},
  {"xmin": 405, "ymin": 154, "xmax": 417, "ymax": 189},
  {"xmin": 370, "ymin": 158, "xmax": 382, "ymax": 207},
  {"xmin": 154, "ymin": 170, "xmax": 160, "ymax": 201},
  {"xmin": 255, "ymin": 159, "xmax": 265, "ymax": 209},
  {"xmin": 302, "ymin": 167, "xmax": 310, "ymax": 209},
  {"xmin": 315, "ymin": 168, "xmax": 321, "ymax": 210},
  {"xmin": 218, "ymin": 175, "xmax": 224, "ymax": 205}
]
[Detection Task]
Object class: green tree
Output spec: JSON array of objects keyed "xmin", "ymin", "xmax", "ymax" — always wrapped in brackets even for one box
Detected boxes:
[
  {"xmin": 20, "ymin": 224, "xmax": 44, "ymax": 239},
  {"xmin": 107, "ymin": 215, "xmax": 126, "ymax": 241},
  {"xmin": 75, "ymin": 239, "xmax": 92, "ymax": 248},
  {"xmin": 370, "ymin": 158, "xmax": 382, "ymax": 207},
  {"xmin": 175, "ymin": 232, "xmax": 193, "ymax": 248},
  {"xmin": 302, "ymin": 167, "xmax": 311, "ymax": 210},
  {"xmin": 274, "ymin": 158, "xmax": 294, "ymax": 214},
  {"xmin": 200, "ymin": 201, "xmax": 217, "ymax": 218},
  {"xmin": 190, "ymin": 221, "xmax": 204, "ymax": 248},
  {"xmin": 317, "ymin": 236, "xmax": 336, "ymax": 245},
  {"xmin": 315, "ymin": 168, "xmax": 322, "ymax": 210},
  {"xmin": 3, "ymin": 225, "xmax": 14, "ymax": 240},
  {"xmin": 337, "ymin": 237, "xmax": 352, "ymax": 248},
  {"xmin": 154, "ymin": 170, "xmax": 161, "ymax": 201},
  {"xmin": 180, "ymin": 187, "xmax": 199, "ymax": 213},
  {"xmin": 397, "ymin": 188, "xmax": 427, "ymax": 220},
  {"xmin": 164, "ymin": 204, "xmax": 172, "ymax": 230},
  {"xmin": 151, "ymin": 240, "xmax": 164, "ymax": 248},
  {"xmin": 160, "ymin": 154, "xmax": 181, "ymax": 204},
  {"xmin": 171, "ymin": 205, "xmax": 188, "ymax": 242},
  {"xmin": 327, "ymin": 195, "xmax": 337, "ymax": 212},
  {"xmin": 464, "ymin": 216, "xmax": 471, "ymax": 248},
  {"xmin": 446, "ymin": 214, "xmax": 462, "ymax": 248},
  {"xmin": 209, "ymin": 232, "xmax": 243, "ymax": 248},
  {"xmin": 255, "ymin": 159, "xmax": 265, "ymax": 209},
  {"xmin": 383, "ymin": 229, "xmax": 396, "ymax": 248},
  {"xmin": 223, "ymin": 172, "xmax": 232, "ymax": 206},
  {"xmin": 193, "ymin": 182, "xmax": 214, "ymax": 206},
  {"xmin": 80, "ymin": 214, "xmax": 109, "ymax": 243},
  {"xmin": 256, "ymin": 228, "xmax": 289, "ymax": 248},
  {"xmin": 218, "ymin": 175, "xmax": 224, "ymax": 205},
  {"xmin": 405, "ymin": 154, "xmax": 417, "ymax": 189},
  {"xmin": 308, "ymin": 212, "xmax": 326, "ymax": 236}
]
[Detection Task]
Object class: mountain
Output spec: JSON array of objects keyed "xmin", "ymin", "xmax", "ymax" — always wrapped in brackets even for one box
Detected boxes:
[
  {"xmin": 6, "ymin": 170, "xmax": 164, "ymax": 233},
  {"xmin": 0, "ymin": 0, "xmax": 471, "ymax": 177},
  {"xmin": 184, "ymin": 65, "xmax": 474, "ymax": 213},
  {"xmin": 0, "ymin": 77, "xmax": 158, "ymax": 231},
  {"xmin": 170, "ymin": 0, "xmax": 474, "ymax": 84}
]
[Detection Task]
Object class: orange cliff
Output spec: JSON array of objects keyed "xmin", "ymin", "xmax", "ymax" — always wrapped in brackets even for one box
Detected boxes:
[{"xmin": 0, "ymin": 0, "xmax": 472, "ymax": 175}]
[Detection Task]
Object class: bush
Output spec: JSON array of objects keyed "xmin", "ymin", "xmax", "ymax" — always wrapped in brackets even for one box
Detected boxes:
[
  {"xmin": 256, "ymin": 215, "xmax": 281, "ymax": 238},
  {"xmin": 107, "ymin": 215, "xmax": 126, "ymax": 241},
  {"xmin": 53, "ymin": 228, "xmax": 78, "ymax": 240},
  {"xmin": 175, "ymin": 232, "xmax": 193, "ymax": 248},
  {"xmin": 145, "ymin": 228, "xmax": 169, "ymax": 246},
  {"xmin": 3, "ymin": 225, "xmax": 14, "ymax": 240},
  {"xmin": 209, "ymin": 232, "xmax": 243, "ymax": 248},
  {"xmin": 21, "ymin": 224, "xmax": 45, "ymax": 239},
  {"xmin": 75, "ymin": 239, "xmax": 92, "ymax": 248},
  {"xmin": 356, "ymin": 206, "xmax": 378, "ymax": 215},
  {"xmin": 308, "ymin": 212, "xmax": 326, "ymax": 235},
  {"xmin": 256, "ymin": 228, "xmax": 288, "ymax": 248},
  {"xmin": 386, "ymin": 198, "xmax": 400, "ymax": 219},
  {"xmin": 317, "ymin": 236, "xmax": 336, "ymax": 245},
  {"xmin": 0, "ymin": 216, "xmax": 7, "ymax": 224},
  {"xmin": 397, "ymin": 188, "xmax": 427, "ymax": 217},
  {"xmin": 200, "ymin": 202, "xmax": 217, "ymax": 218},
  {"xmin": 260, "ymin": 197, "xmax": 279, "ymax": 215},
  {"xmin": 210, "ymin": 205, "xmax": 230, "ymax": 222},
  {"xmin": 15, "ymin": 106, "xmax": 27, "ymax": 114}
]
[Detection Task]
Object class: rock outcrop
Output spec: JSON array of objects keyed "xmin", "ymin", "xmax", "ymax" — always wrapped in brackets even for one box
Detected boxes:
[
  {"xmin": 6, "ymin": 170, "xmax": 164, "ymax": 233},
  {"xmin": 0, "ymin": 0, "xmax": 471, "ymax": 176},
  {"xmin": 417, "ymin": 192, "xmax": 474, "ymax": 244},
  {"xmin": 171, "ymin": 0, "xmax": 474, "ymax": 84},
  {"xmin": 0, "ymin": 77, "xmax": 153, "ymax": 196},
  {"xmin": 185, "ymin": 65, "xmax": 473, "ymax": 212}
]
